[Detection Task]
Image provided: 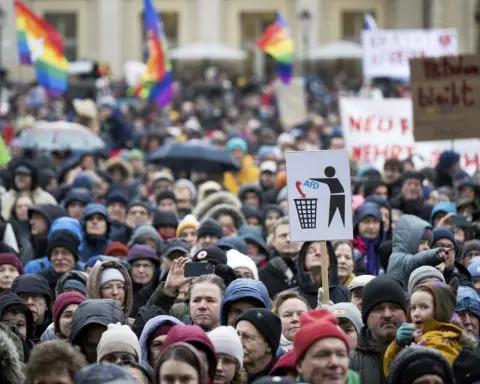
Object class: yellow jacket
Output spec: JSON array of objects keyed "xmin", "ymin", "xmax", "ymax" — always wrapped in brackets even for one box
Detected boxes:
[
  {"xmin": 383, "ymin": 319, "xmax": 463, "ymax": 378},
  {"xmin": 223, "ymin": 155, "xmax": 260, "ymax": 195}
]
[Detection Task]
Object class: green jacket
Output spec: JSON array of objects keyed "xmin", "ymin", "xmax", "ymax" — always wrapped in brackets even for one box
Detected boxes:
[{"xmin": 297, "ymin": 369, "xmax": 360, "ymax": 383}]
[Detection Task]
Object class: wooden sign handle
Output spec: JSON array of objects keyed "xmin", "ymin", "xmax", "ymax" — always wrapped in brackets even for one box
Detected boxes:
[{"xmin": 319, "ymin": 240, "xmax": 330, "ymax": 305}]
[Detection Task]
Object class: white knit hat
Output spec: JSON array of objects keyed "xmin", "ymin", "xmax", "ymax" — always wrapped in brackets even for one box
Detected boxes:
[
  {"xmin": 97, "ymin": 322, "xmax": 141, "ymax": 362},
  {"xmin": 100, "ymin": 268, "xmax": 125, "ymax": 286},
  {"xmin": 208, "ymin": 326, "xmax": 244, "ymax": 368},
  {"xmin": 226, "ymin": 249, "xmax": 259, "ymax": 280}
]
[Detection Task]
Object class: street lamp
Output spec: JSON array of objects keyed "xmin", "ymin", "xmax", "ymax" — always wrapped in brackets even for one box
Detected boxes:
[{"xmin": 299, "ymin": 9, "xmax": 311, "ymax": 76}]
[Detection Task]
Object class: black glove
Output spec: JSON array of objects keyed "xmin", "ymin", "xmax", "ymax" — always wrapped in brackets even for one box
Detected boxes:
[{"xmin": 214, "ymin": 264, "xmax": 238, "ymax": 286}]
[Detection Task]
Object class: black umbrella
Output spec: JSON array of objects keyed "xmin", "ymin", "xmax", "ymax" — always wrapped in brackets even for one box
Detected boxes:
[{"xmin": 148, "ymin": 142, "xmax": 240, "ymax": 174}]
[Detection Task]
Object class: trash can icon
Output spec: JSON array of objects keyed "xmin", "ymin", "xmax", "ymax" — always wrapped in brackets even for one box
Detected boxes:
[{"xmin": 294, "ymin": 198, "xmax": 318, "ymax": 229}]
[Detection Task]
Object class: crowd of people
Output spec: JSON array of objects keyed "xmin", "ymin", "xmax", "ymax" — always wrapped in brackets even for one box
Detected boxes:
[{"xmin": 0, "ymin": 74, "xmax": 479, "ymax": 384}]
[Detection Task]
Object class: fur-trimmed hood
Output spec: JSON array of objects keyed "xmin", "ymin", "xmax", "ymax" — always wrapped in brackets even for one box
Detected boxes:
[
  {"xmin": 86, "ymin": 260, "xmax": 133, "ymax": 317},
  {"xmin": 197, "ymin": 181, "xmax": 222, "ymax": 203},
  {"xmin": 193, "ymin": 190, "xmax": 241, "ymax": 220},
  {"xmin": 203, "ymin": 203, "xmax": 247, "ymax": 230},
  {"xmin": 0, "ymin": 323, "xmax": 26, "ymax": 384},
  {"xmin": 105, "ymin": 158, "xmax": 133, "ymax": 181}
]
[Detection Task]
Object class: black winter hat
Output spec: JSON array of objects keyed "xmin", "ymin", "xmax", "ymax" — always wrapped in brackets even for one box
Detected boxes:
[
  {"xmin": 11, "ymin": 274, "xmax": 52, "ymax": 307},
  {"xmin": 192, "ymin": 246, "xmax": 227, "ymax": 265},
  {"xmin": 46, "ymin": 231, "xmax": 80, "ymax": 260},
  {"xmin": 198, "ymin": 219, "xmax": 223, "ymax": 239},
  {"xmin": 236, "ymin": 308, "xmax": 282, "ymax": 354},
  {"xmin": 106, "ymin": 189, "xmax": 129, "ymax": 207},
  {"xmin": 153, "ymin": 210, "xmax": 179, "ymax": 228},
  {"xmin": 361, "ymin": 275, "xmax": 407, "ymax": 324},
  {"xmin": 156, "ymin": 190, "xmax": 177, "ymax": 205}
]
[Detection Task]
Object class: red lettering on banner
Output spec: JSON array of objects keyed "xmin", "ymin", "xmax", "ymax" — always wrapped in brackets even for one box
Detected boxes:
[
  {"xmin": 400, "ymin": 118, "xmax": 410, "ymax": 135},
  {"xmin": 464, "ymin": 154, "xmax": 480, "ymax": 172},
  {"xmin": 423, "ymin": 56, "xmax": 479, "ymax": 79},
  {"xmin": 418, "ymin": 80, "xmax": 474, "ymax": 108},
  {"xmin": 351, "ymin": 145, "xmax": 415, "ymax": 163},
  {"xmin": 349, "ymin": 116, "xmax": 362, "ymax": 132},
  {"xmin": 349, "ymin": 116, "xmax": 410, "ymax": 134}
]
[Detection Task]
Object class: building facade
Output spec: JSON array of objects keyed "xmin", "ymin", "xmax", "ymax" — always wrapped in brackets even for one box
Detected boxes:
[{"xmin": 9, "ymin": 0, "xmax": 480, "ymax": 79}]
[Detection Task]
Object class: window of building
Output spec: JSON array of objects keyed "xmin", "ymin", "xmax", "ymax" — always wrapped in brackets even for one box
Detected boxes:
[
  {"xmin": 44, "ymin": 12, "xmax": 78, "ymax": 61},
  {"xmin": 342, "ymin": 10, "xmax": 376, "ymax": 41}
]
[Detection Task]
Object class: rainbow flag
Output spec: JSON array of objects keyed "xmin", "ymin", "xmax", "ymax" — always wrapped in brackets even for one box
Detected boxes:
[
  {"xmin": 15, "ymin": 0, "xmax": 68, "ymax": 96},
  {"xmin": 135, "ymin": 0, "xmax": 173, "ymax": 108},
  {"xmin": 257, "ymin": 11, "xmax": 295, "ymax": 84}
]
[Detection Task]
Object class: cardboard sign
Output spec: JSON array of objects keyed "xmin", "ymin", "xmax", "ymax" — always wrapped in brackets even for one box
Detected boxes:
[
  {"xmin": 274, "ymin": 77, "xmax": 307, "ymax": 130},
  {"xmin": 339, "ymin": 97, "xmax": 480, "ymax": 173},
  {"xmin": 362, "ymin": 29, "xmax": 458, "ymax": 78},
  {"xmin": 285, "ymin": 150, "xmax": 353, "ymax": 242},
  {"xmin": 410, "ymin": 54, "xmax": 480, "ymax": 141}
]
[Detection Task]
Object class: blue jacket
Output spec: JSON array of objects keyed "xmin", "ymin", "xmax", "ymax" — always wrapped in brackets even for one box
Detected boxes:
[
  {"xmin": 430, "ymin": 201, "xmax": 457, "ymax": 224},
  {"xmin": 220, "ymin": 278, "xmax": 270, "ymax": 325},
  {"xmin": 24, "ymin": 217, "xmax": 86, "ymax": 273},
  {"xmin": 456, "ymin": 286, "xmax": 480, "ymax": 320},
  {"xmin": 80, "ymin": 204, "xmax": 111, "ymax": 261},
  {"xmin": 139, "ymin": 315, "xmax": 184, "ymax": 364}
]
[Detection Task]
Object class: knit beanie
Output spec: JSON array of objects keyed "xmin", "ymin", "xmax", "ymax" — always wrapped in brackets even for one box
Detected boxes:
[
  {"xmin": 412, "ymin": 282, "xmax": 457, "ymax": 323},
  {"xmin": 361, "ymin": 276, "xmax": 407, "ymax": 324},
  {"xmin": 293, "ymin": 309, "xmax": 350, "ymax": 363},
  {"xmin": 192, "ymin": 246, "xmax": 227, "ymax": 265},
  {"xmin": 47, "ymin": 231, "xmax": 80, "ymax": 260},
  {"xmin": 127, "ymin": 244, "xmax": 159, "ymax": 265},
  {"xmin": 100, "ymin": 268, "xmax": 125, "ymax": 286},
  {"xmin": 175, "ymin": 179, "xmax": 197, "ymax": 201},
  {"xmin": 104, "ymin": 242, "xmax": 129, "ymax": 258},
  {"xmin": 438, "ymin": 150, "xmax": 461, "ymax": 170},
  {"xmin": 156, "ymin": 190, "xmax": 177, "ymax": 205},
  {"xmin": 433, "ymin": 227, "xmax": 456, "ymax": 245},
  {"xmin": 421, "ymin": 228, "xmax": 434, "ymax": 244},
  {"xmin": 462, "ymin": 240, "xmax": 480, "ymax": 260},
  {"xmin": 176, "ymin": 214, "xmax": 200, "ymax": 237},
  {"xmin": 53, "ymin": 291, "xmax": 86, "ymax": 329},
  {"xmin": 153, "ymin": 210, "xmax": 178, "ymax": 229},
  {"xmin": 408, "ymin": 266, "xmax": 446, "ymax": 294},
  {"xmin": 329, "ymin": 303, "xmax": 363, "ymax": 334},
  {"xmin": 97, "ymin": 322, "xmax": 141, "ymax": 362},
  {"xmin": 197, "ymin": 219, "xmax": 223, "ymax": 239},
  {"xmin": 236, "ymin": 308, "xmax": 281, "ymax": 354},
  {"xmin": 0, "ymin": 253, "xmax": 23, "ymax": 274},
  {"xmin": 208, "ymin": 326, "xmax": 244, "ymax": 368},
  {"xmin": 74, "ymin": 363, "xmax": 136, "ymax": 384},
  {"xmin": 226, "ymin": 249, "xmax": 259, "ymax": 280},
  {"xmin": 468, "ymin": 257, "xmax": 480, "ymax": 278}
]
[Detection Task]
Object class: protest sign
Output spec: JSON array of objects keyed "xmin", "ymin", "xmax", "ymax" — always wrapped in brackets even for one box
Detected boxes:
[
  {"xmin": 362, "ymin": 29, "xmax": 458, "ymax": 78},
  {"xmin": 274, "ymin": 77, "xmax": 307, "ymax": 129},
  {"xmin": 410, "ymin": 54, "xmax": 480, "ymax": 141},
  {"xmin": 285, "ymin": 150, "xmax": 353, "ymax": 242}
]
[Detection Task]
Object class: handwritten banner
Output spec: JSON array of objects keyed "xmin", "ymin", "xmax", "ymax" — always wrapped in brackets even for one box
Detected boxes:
[
  {"xmin": 410, "ymin": 54, "xmax": 480, "ymax": 141},
  {"xmin": 362, "ymin": 29, "xmax": 458, "ymax": 78}
]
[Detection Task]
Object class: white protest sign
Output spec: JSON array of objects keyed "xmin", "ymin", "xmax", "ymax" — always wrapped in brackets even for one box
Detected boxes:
[
  {"xmin": 362, "ymin": 29, "xmax": 458, "ymax": 78},
  {"xmin": 274, "ymin": 77, "xmax": 307, "ymax": 129},
  {"xmin": 285, "ymin": 150, "xmax": 353, "ymax": 242},
  {"xmin": 339, "ymin": 97, "xmax": 480, "ymax": 173}
]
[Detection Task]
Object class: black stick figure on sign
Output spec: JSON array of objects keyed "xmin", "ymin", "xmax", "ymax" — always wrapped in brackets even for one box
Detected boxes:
[{"xmin": 310, "ymin": 166, "xmax": 345, "ymax": 227}]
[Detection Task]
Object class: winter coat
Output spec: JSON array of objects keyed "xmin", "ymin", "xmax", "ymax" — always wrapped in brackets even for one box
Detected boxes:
[
  {"xmin": 80, "ymin": 204, "xmax": 111, "ymax": 261},
  {"xmin": 131, "ymin": 270, "xmax": 160, "ymax": 317},
  {"xmin": 0, "ymin": 323, "xmax": 26, "ymax": 384},
  {"xmin": 139, "ymin": 315, "xmax": 183, "ymax": 364},
  {"xmin": 444, "ymin": 262, "xmax": 474, "ymax": 288},
  {"xmin": 239, "ymin": 228, "xmax": 271, "ymax": 262},
  {"xmin": 387, "ymin": 214, "xmax": 442, "ymax": 290},
  {"xmin": 131, "ymin": 304, "xmax": 168, "ymax": 339},
  {"xmin": 101, "ymin": 109, "xmax": 135, "ymax": 150},
  {"xmin": 224, "ymin": 154, "xmax": 260, "ymax": 196},
  {"xmin": 39, "ymin": 265, "xmax": 84, "ymax": 292},
  {"xmin": 127, "ymin": 224, "xmax": 163, "ymax": 252},
  {"xmin": 350, "ymin": 327, "xmax": 388, "ymax": 384},
  {"xmin": 70, "ymin": 299, "xmax": 126, "ymax": 346},
  {"xmin": 10, "ymin": 219, "xmax": 33, "ymax": 263},
  {"xmin": 109, "ymin": 221, "xmax": 132, "ymax": 244},
  {"xmin": 193, "ymin": 191, "xmax": 242, "ymax": 221},
  {"xmin": 86, "ymin": 260, "xmax": 133, "ymax": 318},
  {"xmin": 220, "ymin": 278, "xmax": 271, "ymax": 325},
  {"xmin": 0, "ymin": 292, "xmax": 35, "ymax": 343},
  {"xmin": 291, "ymin": 242, "xmax": 349, "ymax": 308},
  {"xmin": 383, "ymin": 319, "xmax": 477, "ymax": 377},
  {"xmin": 259, "ymin": 253, "xmax": 298, "ymax": 299}
]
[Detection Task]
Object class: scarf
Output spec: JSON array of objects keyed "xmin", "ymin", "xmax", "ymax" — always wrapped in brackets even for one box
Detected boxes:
[
  {"xmin": 355, "ymin": 235, "xmax": 381, "ymax": 276},
  {"xmin": 279, "ymin": 333, "xmax": 293, "ymax": 352}
]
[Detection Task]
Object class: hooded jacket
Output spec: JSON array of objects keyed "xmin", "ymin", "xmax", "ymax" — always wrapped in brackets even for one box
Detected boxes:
[
  {"xmin": 80, "ymin": 204, "xmax": 111, "ymax": 261},
  {"xmin": 203, "ymin": 204, "xmax": 247, "ymax": 231},
  {"xmin": 259, "ymin": 253, "xmax": 298, "ymax": 299},
  {"xmin": 223, "ymin": 154, "xmax": 260, "ymax": 195},
  {"xmin": 11, "ymin": 274, "xmax": 53, "ymax": 339},
  {"xmin": 0, "ymin": 292, "xmax": 35, "ymax": 343},
  {"xmin": 430, "ymin": 201, "xmax": 457, "ymax": 224},
  {"xmin": 0, "ymin": 323, "xmax": 26, "ymax": 384},
  {"xmin": 127, "ymin": 224, "xmax": 164, "ymax": 252},
  {"xmin": 70, "ymin": 299, "xmax": 126, "ymax": 346},
  {"xmin": 138, "ymin": 315, "xmax": 184, "ymax": 364},
  {"xmin": 1, "ymin": 159, "xmax": 57, "ymax": 220},
  {"xmin": 291, "ymin": 241, "xmax": 349, "ymax": 308},
  {"xmin": 387, "ymin": 215, "xmax": 442, "ymax": 290},
  {"xmin": 105, "ymin": 158, "xmax": 133, "ymax": 185},
  {"xmin": 220, "ymin": 278, "xmax": 270, "ymax": 325},
  {"xmin": 193, "ymin": 191, "xmax": 242, "ymax": 221},
  {"xmin": 86, "ymin": 260, "xmax": 133, "ymax": 317},
  {"xmin": 239, "ymin": 228, "xmax": 270, "ymax": 262}
]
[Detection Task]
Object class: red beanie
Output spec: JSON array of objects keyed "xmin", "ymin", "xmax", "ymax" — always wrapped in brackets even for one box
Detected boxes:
[
  {"xmin": 53, "ymin": 292, "xmax": 86, "ymax": 328},
  {"xmin": 104, "ymin": 242, "xmax": 129, "ymax": 257},
  {"xmin": 0, "ymin": 253, "xmax": 23, "ymax": 274},
  {"xmin": 293, "ymin": 309, "xmax": 350, "ymax": 363}
]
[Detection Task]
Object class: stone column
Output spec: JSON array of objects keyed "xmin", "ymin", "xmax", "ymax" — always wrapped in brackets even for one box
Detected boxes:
[
  {"xmin": 197, "ymin": 0, "xmax": 221, "ymax": 42},
  {"xmin": 295, "ymin": 0, "xmax": 320, "ymax": 58},
  {"xmin": 97, "ymin": 0, "xmax": 123, "ymax": 78}
]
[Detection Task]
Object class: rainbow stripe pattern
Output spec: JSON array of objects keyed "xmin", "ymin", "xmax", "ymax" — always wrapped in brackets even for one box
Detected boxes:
[
  {"xmin": 15, "ymin": 0, "xmax": 69, "ymax": 96},
  {"xmin": 134, "ymin": 0, "xmax": 173, "ymax": 107},
  {"xmin": 257, "ymin": 11, "xmax": 295, "ymax": 84}
]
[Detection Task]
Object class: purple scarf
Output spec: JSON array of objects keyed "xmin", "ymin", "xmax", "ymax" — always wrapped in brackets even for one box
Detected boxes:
[{"xmin": 362, "ymin": 236, "xmax": 382, "ymax": 275}]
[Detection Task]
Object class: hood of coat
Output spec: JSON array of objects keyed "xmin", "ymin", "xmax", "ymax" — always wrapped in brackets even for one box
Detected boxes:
[
  {"xmin": 105, "ymin": 158, "xmax": 133, "ymax": 182},
  {"xmin": 203, "ymin": 203, "xmax": 247, "ymax": 230},
  {"xmin": 86, "ymin": 260, "xmax": 133, "ymax": 317},
  {"xmin": 193, "ymin": 190, "xmax": 241, "ymax": 220},
  {"xmin": 353, "ymin": 202, "xmax": 384, "ymax": 239},
  {"xmin": 0, "ymin": 323, "xmax": 26, "ymax": 384},
  {"xmin": 392, "ymin": 214, "xmax": 432, "ymax": 255},
  {"xmin": 0, "ymin": 293, "xmax": 35, "ymax": 341},
  {"xmin": 239, "ymin": 228, "xmax": 270, "ymax": 257},
  {"xmin": 49, "ymin": 217, "xmax": 84, "ymax": 253},
  {"xmin": 29, "ymin": 204, "xmax": 67, "ymax": 232},
  {"xmin": 9, "ymin": 158, "xmax": 38, "ymax": 191},
  {"xmin": 11, "ymin": 274, "xmax": 53, "ymax": 323},
  {"xmin": 138, "ymin": 315, "xmax": 184, "ymax": 363},
  {"xmin": 81, "ymin": 203, "xmax": 111, "ymax": 239},
  {"xmin": 128, "ymin": 224, "xmax": 164, "ymax": 251},
  {"xmin": 196, "ymin": 181, "xmax": 223, "ymax": 204},
  {"xmin": 296, "ymin": 241, "xmax": 339, "ymax": 292},
  {"xmin": 70, "ymin": 298, "xmax": 126, "ymax": 346},
  {"xmin": 220, "ymin": 278, "xmax": 270, "ymax": 325}
]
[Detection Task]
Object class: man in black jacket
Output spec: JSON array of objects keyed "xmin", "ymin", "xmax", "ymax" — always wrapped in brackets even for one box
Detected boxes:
[{"xmin": 259, "ymin": 217, "xmax": 301, "ymax": 298}]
